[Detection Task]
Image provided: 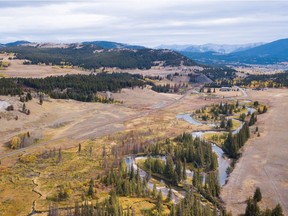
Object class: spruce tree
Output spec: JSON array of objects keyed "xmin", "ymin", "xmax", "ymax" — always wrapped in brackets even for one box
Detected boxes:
[
  {"xmin": 156, "ymin": 191, "xmax": 163, "ymax": 213},
  {"xmin": 253, "ymin": 187, "xmax": 262, "ymax": 202},
  {"xmin": 272, "ymin": 204, "xmax": 284, "ymax": 216}
]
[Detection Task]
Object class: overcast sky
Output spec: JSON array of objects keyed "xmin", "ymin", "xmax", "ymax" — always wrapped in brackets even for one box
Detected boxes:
[{"xmin": 0, "ymin": 0, "xmax": 287, "ymax": 47}]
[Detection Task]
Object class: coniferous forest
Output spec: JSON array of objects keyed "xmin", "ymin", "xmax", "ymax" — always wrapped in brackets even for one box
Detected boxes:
[
  {"xmin": 1, "ymin": 45, "xmax": 197, "ymax": 70},
  {"xmin": 0, "ymin": 73, "xmax": 145, "ymax": 102}
]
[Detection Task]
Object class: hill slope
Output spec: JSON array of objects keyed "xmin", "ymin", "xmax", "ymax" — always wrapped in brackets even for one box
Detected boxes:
[
  {"xmin": 1, "ymin": 44, "xmax": 198, "ymax": 70},
  {"xmin": 231, "ymin": 38, "xmax": 288, "ymax": 59},
  {"xmin": 181, "ymin": 38, "xmax": 288, "ymax": 65},
  {"xmin": 82, "ymin": 41, "xmax": 145, "ymax": 50}
]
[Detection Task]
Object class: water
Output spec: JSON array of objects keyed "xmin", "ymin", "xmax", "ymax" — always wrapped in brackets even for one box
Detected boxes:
[
  {"xmin": 176, "ymin": 114, "xmax": 216, "ymax": 127},
  {"xmin": 192, "ymin": 131, "xmax": 231, "ymax": 186},
  {"xmin": 247, "ymin": 107, "xmax": 256, "ymax": 115},
  {"xmin": 125, "ymin": 156, "xmax": 184, "ymax": 203},
  {"xmin": 0, "ymin": 101, "xmax": 11, "ymax": 111},
  {"xmin": 232, "ymin": 120, "xmax": 245, "ymax": 135}
]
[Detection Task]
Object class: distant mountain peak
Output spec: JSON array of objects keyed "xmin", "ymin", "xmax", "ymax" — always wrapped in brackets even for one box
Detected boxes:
[{"xmin": 157, "ymin": 42, "xmax": 264, "ymax": 54}]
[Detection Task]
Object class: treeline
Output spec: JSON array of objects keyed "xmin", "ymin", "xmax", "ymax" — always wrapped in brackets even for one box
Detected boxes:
[
  {"xmin": 151, "ymin": 83, "xmax": 187, "ymax": 93},
  {"xmin": 171, "ymin": 190, "xmax": 220, "ymax": 216},
  {"xmin": 103, "ymin": 161, "xmax": 149, "ymax": 197},
  {"xmin": 1, "ymin": 45, "xmax": 197, "ymax": 70},
  {"xmin": 190, "ymin": 67, "xmax": 236, "ymax": 82},
  {"xmin": 144, "ymin": 134, "xmax": 220, "ymax": 201},
  {"xmin": 236, "ymin": 72, "xmax": 288, "ymax": 87},
  {"xmin": 223, "ymin": 123, "xmax": 250, "ymax": 158},
  {"xmin": 0, "ymin": 78, "xmax": 22, "ymax": 96},
  {"xmin": 0, "ymin": 73, "xmax": 145, "ymax": 102},
  {"xmin": 48, "ymin": 191, "xmax": 135, "ymax": 216},
  {"xmin": 147, "ymin": 134, "xmax": 218, "ymax": 173},
  {"xmin": 244, "ymin": 187, "xmax": 284, "ymax": 216},
  {"xmin": 143, "ymin": 156, "xmax": 187, "ymax": 185}
]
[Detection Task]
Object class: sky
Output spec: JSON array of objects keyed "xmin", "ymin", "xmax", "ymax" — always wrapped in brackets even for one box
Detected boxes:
[{"xmin": 0, "ymin": 0, "xmax": 288, "ymax": 47}]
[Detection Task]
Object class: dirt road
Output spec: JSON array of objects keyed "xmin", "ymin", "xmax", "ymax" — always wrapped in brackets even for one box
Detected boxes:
[{"xmin": 221, "ymin": 89, "xmax": 288, "ymax": 215}]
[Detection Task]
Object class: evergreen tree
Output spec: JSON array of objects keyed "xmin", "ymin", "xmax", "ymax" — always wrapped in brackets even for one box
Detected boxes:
[
  {"xmin": 244, "ymin": 198, "xmax": 260, "ymax": 216},
  {"xmin": 152, "ymin": 184, "xmax": 157, "ymax": 198},
  {"xmin": 272, "ymin": 204, "xmax": 284, "ymax": 216},
  {"xmin": 226, "ymin": 119, "xmax": 233, "ymax": 130},
  {"xmin": 182, "ymin": 159, "xmax": 187, "ymax": 180},
  {"xmin": 253, "ymin": 187, "xmax": 262, "ymax": 202},
  {"xmin": 155, "ymin": 191, "xmax": 163, "ymax": 213},
  {"xmin": 166, "ymin": 185, "xmax": 172, "ymax": 202},
  {"xmin": 165, "ymin": 156, "xmax": 175, "ymax": 179},
  {"xmin": 88, "ymin": 178, "xmax": 94, "ymax": 196}
]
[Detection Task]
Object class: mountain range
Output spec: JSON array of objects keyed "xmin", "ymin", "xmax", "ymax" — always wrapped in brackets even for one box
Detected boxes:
[
  {"xmin": 1, "ymin": 38, "xmax": 288, "ymax": 65},
  {"xmin": 157, "ymin": 43, "xmax": 263, "ymax": 54},
  {"xmin": 0, "ymin": 43, "xmax": 197, "ymax": 70},
  {"xmin": 180, "ymin": 38, "xmax": 288, "ymax": 65}
]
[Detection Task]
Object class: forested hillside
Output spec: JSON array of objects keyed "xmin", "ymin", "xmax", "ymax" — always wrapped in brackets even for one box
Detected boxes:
[
  {"xmin": 0, "ymin": 73, "xmax": 145, "ymax": 102},
  {"xmin": 1, "ymin": 45, "xmax": 197, "ymax": 70}
]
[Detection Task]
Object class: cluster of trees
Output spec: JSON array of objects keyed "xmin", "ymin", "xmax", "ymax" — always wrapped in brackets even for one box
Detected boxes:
[
  {"xmin": 143, "ymin": 133, "xmax": 220, "ymax": 200},
  {"xmin": 174, "ymin": 133, "xmax": 218, "ymax": 171},
  {"xmin": 0, "ymin": 73, "xmax": 145, "ymax": 102},
  {"xmin": 103, "ymin": 161, "xmax": 149, "ymax": 197},
  {"xmin": 220, "ymin": 119, "xmax": 233, "ymax": 130},
  {"xmin": 223, "ymin": 123, "xmax": 250, "ymax": 158},
  {"xmin": 147, "ymin": 134, "xmax": 218, "ymax": 172},
  {"xmin": 235, "ymin": 72, "xmax": 288, "ymax": 88},
  {"xmin": 190, "ymin": 67, "xmax": 236, "ymax": 82},
  {"xmin": 195, "ymin": 101, "xmax": 243, "ymax": 123},
  {"xmin": 151, "ymin": 83, "xmax": 187, "ymax": 93},
  {"xmin": 143, "ymin": 156, "xmax": 187, "ymax": 185},
  {"xmin": 48, "ymin": 191, "xmax": 134, "ymax": 216},
  {"xmin": 2, "ymin": 45, "xmax": 197, "ymax": 70},
  {"xmin": 244, "ymin": 187, "xmax": 284, "ymax": 216},
  {"xmin": 10, "ymin": 132, "xmax": 34, "ymax": 149},
  {"xmin": 0, "ymin": 78, "xmax": 22, "ymax": 96},
  {"xmin": 170, "ymin": 190, "xmax": 220, "ymax": 216}
]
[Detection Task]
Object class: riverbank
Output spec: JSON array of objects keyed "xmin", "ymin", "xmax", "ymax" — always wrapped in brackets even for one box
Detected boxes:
[{"xmin": 221, "ymin": 89, "xmax": 288, "ymax": 215}]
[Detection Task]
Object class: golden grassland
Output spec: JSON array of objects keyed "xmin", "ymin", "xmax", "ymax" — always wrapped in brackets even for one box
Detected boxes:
[
  {"xmin": 0, "ymin": 90, "xmax": 231, "ymax": 215},
  {"xmin": 0, "ymin": 114, "xmax": 190, "ymax": 215}
]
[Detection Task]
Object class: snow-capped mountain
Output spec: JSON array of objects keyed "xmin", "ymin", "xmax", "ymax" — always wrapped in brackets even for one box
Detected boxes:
[{"xmin": 157, "ymin": 42, "xmax": 264, "ymax": 54}]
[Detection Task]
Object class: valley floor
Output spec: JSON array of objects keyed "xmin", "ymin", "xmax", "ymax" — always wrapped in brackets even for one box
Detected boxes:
[{"xmin": 221, "ymin": 89, "xmax": 288, "ymax": 215}]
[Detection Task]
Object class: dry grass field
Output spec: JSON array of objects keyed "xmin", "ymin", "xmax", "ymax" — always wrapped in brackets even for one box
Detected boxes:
[
  {"xmin": 0, "ymin": 53, "xmax": 88, "ymax": 78},
  {"xmin": 0, "ymin": 84, "xmax": 225, "ymax": 215},
  {"xmin": 221, "ymin": 89, "xmax": 288, "ymax": 215},
  {"xmin": 0, "ymin": 60, "xmax": 286, "ymax": 216}
]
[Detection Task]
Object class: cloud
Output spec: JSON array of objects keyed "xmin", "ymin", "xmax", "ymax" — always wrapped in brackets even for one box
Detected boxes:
[{"xmin": 0, "ymin": 0, "xmax": 287, "ymax": 46}]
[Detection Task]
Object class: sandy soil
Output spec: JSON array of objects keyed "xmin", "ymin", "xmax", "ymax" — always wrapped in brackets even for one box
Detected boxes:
[
  {"xmin": 221, "ymin": 89, "xmax": 288, "ymax": 215},
  {"xmin": 0, "ymin": 53, "xmax": 88, "ymax": 78}
]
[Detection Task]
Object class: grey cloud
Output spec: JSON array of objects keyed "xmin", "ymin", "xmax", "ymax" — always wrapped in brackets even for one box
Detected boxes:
[{"xmin": 0, "ymin": 0, "xmax": 287, "ymax": 46}]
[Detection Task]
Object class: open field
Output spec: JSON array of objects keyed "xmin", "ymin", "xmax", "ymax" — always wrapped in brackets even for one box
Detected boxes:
[
  {"xmin": 0, "ymin": 53, "xmax": 88, "ymax": 78},
  {"xmin": 0, "ymin": 85, "xmax": 227, "ymax": 215},
  {"xmin": 0, "ymin": 87, "xmax": 181, "ymax": 159},
  {"xmin": 221, "ymin": 88, "xmax": 288, "ymax": 215},
  {"xmin": 1, "ymin": 76, "xmax": 285, "ymax": 216}
]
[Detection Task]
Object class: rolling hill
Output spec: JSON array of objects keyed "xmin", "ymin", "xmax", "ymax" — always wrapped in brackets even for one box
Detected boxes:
[
  {"xmin": 82, "ymin": 41, "xmax": 145, "ymax": 50},
  {"xmin": 1, "ymin": 44, "xmax": 198, "ymax": 70}
]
